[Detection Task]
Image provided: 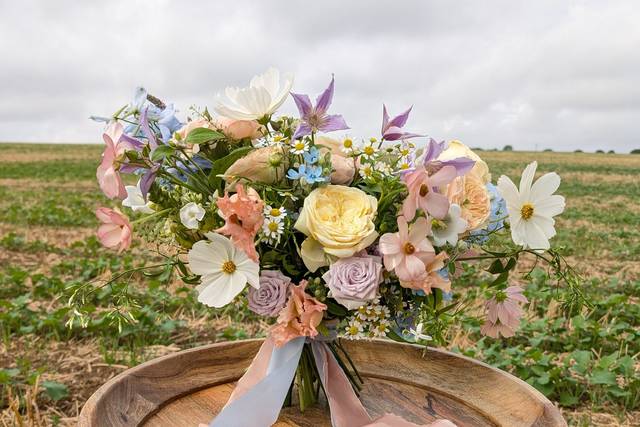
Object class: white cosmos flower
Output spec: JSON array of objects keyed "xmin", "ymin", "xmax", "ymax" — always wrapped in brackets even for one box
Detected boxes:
[
  {"xmin": 188, "ymin": 233, "xmax": 259, "ymax": 308},
  {"xmin": 122, "ymin": 180, "xmax": 154, "ymax": 214},
  {"xmin": 180, "ymin": 202, "xmax": 205, "ymax": 230},
  {"xmin": 431, "ymin": 203, "xmax": 468, "ymax": 247},
  {"xmin": 497, "ymin": 161, "xmax": 565, "ymax": 250},
  {"xmin": 214, "ymin": 67, "xmax": 294, "ymax": 120}
]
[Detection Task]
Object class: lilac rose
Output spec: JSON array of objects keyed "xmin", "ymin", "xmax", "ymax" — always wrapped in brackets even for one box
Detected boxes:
[
  {"xmin": 248, "ymin": 270, "xmax": 292, "ymax": 317},
  {"xmin": 322, "ymin": 252, "xmax": 383, "ymax": 309}
]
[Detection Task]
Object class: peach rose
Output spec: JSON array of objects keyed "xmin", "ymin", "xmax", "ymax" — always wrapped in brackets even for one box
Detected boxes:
[
  {"xmin": 316, "ymin": 136, "xmax": 356, "ymax": 185},
  {"xmin": 224, "ymin": 146, "xmax": 288, "ymax": 188},
  {"xmin": 176, "ymin": 118, "xmax": 217, "ymax": 141},
  {"xmin": 446, "ymin": 173, "xmax": 491, "ymax": 231},
  {"xmin": 438, "ymin": 140, "xmax": 491, "ymax": 184},
  {"xmin": 215, "ymin": 116, "xmax": 263, "ymax": 140},
  {"xmin": 271, "ymin": 280, "xmax": 327, "ymax": 347}
]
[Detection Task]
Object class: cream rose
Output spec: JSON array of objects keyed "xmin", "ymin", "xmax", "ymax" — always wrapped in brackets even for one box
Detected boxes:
[
  {"xmin": 295, "ymin": 185, "xmax": 378, "ymax": 271},
  {"xmin": 438, "ymin": 140, "xmax": 491, "ymax": 184}
]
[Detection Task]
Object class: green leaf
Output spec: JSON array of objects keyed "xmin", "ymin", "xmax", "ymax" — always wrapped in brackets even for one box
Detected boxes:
[
  {"xmin": 151, "ymin": 145, "xmax": 175, "ymax": 162},
  {"xmin": 41, "ymin": 380, "xmax": 69, "ymax": 401},
  {"xmin": 589, "ymin": 370, "xmax": 617, "ymax": 385},
  {"xmin": 325, "ymin": 300, "xmax": 348, "ymax": 317},
  {"xmin": 558, "ymin": 392, "xmax": 579, "ymax": 406},
  {"xmin": 184, "ymin": 127, "xmax": 225, "ymax": 146},
  {"xmin": 0, "ymin": 368, "xmax": 20, "ymax": 384},
  {"xmin": 487, "ymin": 259, "xmax": 503, "ymax": 274},
  {"xmin": 208, "ymin": 146, "xmax": 254, "ymax": 191}
]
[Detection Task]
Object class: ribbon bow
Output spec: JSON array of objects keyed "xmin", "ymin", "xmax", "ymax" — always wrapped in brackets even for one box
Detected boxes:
[{"xmin": 207, "ymin": 337, "xmax": 456, "ymax": 427}]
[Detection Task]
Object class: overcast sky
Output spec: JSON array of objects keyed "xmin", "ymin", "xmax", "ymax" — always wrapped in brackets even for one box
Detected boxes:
[{"xmin": 1, "ymin": 1, "xmax": 639, "ymax": 152}]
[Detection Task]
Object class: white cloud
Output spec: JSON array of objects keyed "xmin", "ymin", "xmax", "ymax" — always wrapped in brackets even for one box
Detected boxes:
[{"xmin": 0, "ymin": 0, "xmax": 638, "ymax": 152}]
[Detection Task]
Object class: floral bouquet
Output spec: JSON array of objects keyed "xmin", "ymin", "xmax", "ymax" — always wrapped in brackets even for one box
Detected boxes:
[{"xmin": 82, "ymin": 68, "xmax": 584, "ymax": 426}]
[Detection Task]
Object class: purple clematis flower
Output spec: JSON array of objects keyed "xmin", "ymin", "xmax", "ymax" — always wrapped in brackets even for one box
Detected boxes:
[
  {"xmin": 422, "ymin": 138, "xmax": 475, "ymax": 177},
  {"xmin": 291, "ymin": 75, "xmax": 349, "ymax": 139},
  {"xmin": 381, "ymin": 105, "xmax": 423, "ymax": 141}
]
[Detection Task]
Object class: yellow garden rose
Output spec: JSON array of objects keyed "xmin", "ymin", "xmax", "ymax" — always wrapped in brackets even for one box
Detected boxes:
[
  {"xmin": 438, "ymin": 140, "xmax": 491, "ymax": 184},
  {"xmin": 295, "ymin": 185, "xmax": 378, "ymax": 271}
]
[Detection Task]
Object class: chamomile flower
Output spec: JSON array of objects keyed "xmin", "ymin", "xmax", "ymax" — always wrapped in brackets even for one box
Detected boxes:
[
  {"xmin": 374, "ymin": 161, "xmax": 392, "ymax": 176},
  {"xmin": 345, "ymin": 318, "xmax": 365, "ymax": 339},
  {"xmin": 372, "ymin": 319, "xmax": 390, "ymax": 337},
  {"xmin": 359, "ymin": 163, "xmax": 375, "ymax": 180},
  {"xmin": 264, "ymin": 205, "xmax": 287, "ymax": 221},
  {"xmin": 341, "ymin": 138, "xmax": 356, "ymax": 154},
  {"xmin": 360, "ymin": 141, "xmax": 378, "ymax": 160},
  {"xmin": 262, "ymin": 217, "xmax": 284, "ymax": 239},
  {"xmin": 290, "ymin": 138, "xmax": 309, "ymax": 154}
]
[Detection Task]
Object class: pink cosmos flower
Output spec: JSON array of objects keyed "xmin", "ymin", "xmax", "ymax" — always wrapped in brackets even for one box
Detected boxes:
[
  {"xmin": 400, "ymin": 252, "xmax": 451, "ymax": 294},
  {"xmin": 271, "ymin": 280, "xmax": 327, "ymax": 347},
  {"xmin": 216, "ymin": 184, "xmax": 264, "ymax": 262},
  {"xmin": 402, "ymin": 165, "xmax": 457, "ymax": 221},
  {"xmin": 481, "ymin": 286, "xmax": 528, "ymax": 338},
  {"xmin": 96, "ymin": 122, "xmax": 131, "ymax": 200},
  {"xmin": 378, "ymin": 216, "xmax": 435, "ymax": 283},
  {"xmin": 95, "ymin": 207, "xmax": 132, "ymax": 253}
]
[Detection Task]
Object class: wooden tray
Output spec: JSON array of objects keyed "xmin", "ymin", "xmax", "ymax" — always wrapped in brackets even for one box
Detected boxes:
[{"xmin": 79, "ymin": 339, "xmax": 566, "ymax": 426}]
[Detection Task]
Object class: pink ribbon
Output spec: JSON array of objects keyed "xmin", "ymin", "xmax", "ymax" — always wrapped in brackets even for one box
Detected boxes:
[{"xmin": 207, "ymin": 337, "xmax": 456, "ymax": 427}]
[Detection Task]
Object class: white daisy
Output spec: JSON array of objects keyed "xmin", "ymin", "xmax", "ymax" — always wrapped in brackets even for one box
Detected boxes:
[
  {"xmin": 264, "ymin": 205, "xmax": 287, "ymax": 221},
  {"xmin": 497, "ymin": 161, "xmax": 565, "ymax": 250},
  {"xmin": 262, "ymin": 217, "xmax": 284, "ymax": 240},
  {"xmin": 374, "ymin": 161, "xmax": 392, "ymax": 176},
  {"xmin": 187, "ymin": 233, "xmax": 259, "ymax": 308},
  {"xmin": 360, "ymin": 141, "xmax": 378, "ymax": 160},
  {"xmin": 358, "ymin": 163, "xmax": 375, "ymax": 179},
  {"xmin": 341, "ymin": 138, "xmax": 356, "ymax": 154},
  {"xmin": 122, "ymin": 179, "xmax": 154, "ymax": 214},
  {"xmin": 431, "ymin": 203, "xmax": 468, "ymax": 247},
  {"xmin": 290, "ymin": 139, "xmax": 309, "ymax": 155},
  {"xmin": 179, "ymin": 202, "xmax": 205, "ymax": 230},
  {"xmin": 345, "ymin": 318, "xmax": 365, "ymax": 339},
  {"xmin": 214, "ymin": 67, "xmax": 294, "ymax": 120}
]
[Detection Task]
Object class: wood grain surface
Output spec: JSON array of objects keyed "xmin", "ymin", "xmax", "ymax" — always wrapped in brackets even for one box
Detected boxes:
[{"xmin": 78, "ymin": 339, "xmax": 566, "ymax": 427}]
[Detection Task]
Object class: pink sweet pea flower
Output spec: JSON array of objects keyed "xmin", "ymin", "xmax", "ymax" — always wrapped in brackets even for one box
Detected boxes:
[
  {"xmin": 95, "ymin": 207, "xmax": 132, "ymax": 253},
  {"xmin": 216, "ymin": 184, "xmax": 265, "ymax": 262},
  {"xmin": 378, "ymin": 216, "xmax": 435, "ymax": 283},
  {"xmin": 271, "ymin": 280, "xmax": 327, "ymax": 347},
  {"xmin": 97, "ymin": 122, "xmax": 129, "ymax": 200},
  {"xmin": 481, "ymin": 286, "xmax": 528, "ymax": 338},
  {"xmin": 402, "ymin": 165, "xmax": 457, "ymax": 221}
]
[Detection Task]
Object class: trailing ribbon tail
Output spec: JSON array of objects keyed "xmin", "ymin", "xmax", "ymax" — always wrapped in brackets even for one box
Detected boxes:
[
  {"xmin": 209, "ymin": 336, "xmax": 305, "ymax": 427},
  {"xmin": 208, "ymin": 337, "xmax": 456, "ymax": 427}
]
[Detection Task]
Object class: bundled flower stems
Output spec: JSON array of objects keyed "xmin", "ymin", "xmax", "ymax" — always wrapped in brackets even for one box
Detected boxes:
[{"xmin": 85, "ymin": 68, "xmax": 584, "ymax": 426}]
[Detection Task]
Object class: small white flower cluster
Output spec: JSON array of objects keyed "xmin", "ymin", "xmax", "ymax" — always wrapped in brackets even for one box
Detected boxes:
[
  {"xmin": 343, "ymin": 298, "xmax": 392, "ymax": 339},
  {"xmin": 261, "ymin": 205, "xmax": 287, "ymax": 244}
]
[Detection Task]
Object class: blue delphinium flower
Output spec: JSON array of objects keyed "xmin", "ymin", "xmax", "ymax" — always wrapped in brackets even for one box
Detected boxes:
[
  {"xmin": 469, "ymin": 183, "xmax": 507, "ymax": 244},
  {"xmin": 303, "ymin": 147, "xmax": 321, "ymax": 165},
  {"xmin": 287, "ymin": 164, "xmax": 326, "ymax": 184},
  {"xmin": 122, "ymin": 87, "xmax": 183, "ymax": 143}
]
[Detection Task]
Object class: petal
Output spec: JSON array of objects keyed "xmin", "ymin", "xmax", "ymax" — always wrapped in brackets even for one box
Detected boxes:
[
  {"xmin": 315, "ymin": 75, "xmax": 334, "ymax": 113},
  {"xmin": 522, "ymin": 220, "xmax": 551, "ymax": 250},
  {"xmin": 534, "ymin": 195, "xmax": 565, "ymax": 218},
  {"xmin": 188, "ymin": 240, "xmax": 226, "ymax": 275},
  {"xmin": 396, "ymin": 256, "xmax": 426, "ymax": 282},
  {"xmin": 397, "ymin": 216, "xmax": 409, "ymax": 242},
  {"xmin": 409, "ymin": 217, "xmax": 430, "ymax": 244},
  {"xmin": 530, "ymin": 172, "xmax": 561, "ymax": 202},
  {"xmin": 497, "ymin": 175, "xmax": 520, "ymax": 210},
  {"xmin": 319, "ymin": 114, "xmax": 349, "ymax": 133},
  {"xmin": 197, "ymin": 273, "xmax": 245, "ymax": 308},
  {"xmin": 378, "ymin": 232, "xmax": 401, "ymax": 255},
  {"xmin": 531, "ymin": 215, "xmax": 556, "ymax": 239},
  {"xmin": 381, "ymin": 104, "xmax": 390, "ymax": 133},
  {"xmin": 424, "ymin": 192, "xmax": 450, "ymax": 219},
  {"xmin": 293, "ymin": 122, "xmax": 313, "ymax": 140},
  {"xmin": 429, "ymin": 165, "xmax": 457, "ymax": 187},
  {"xmin": 388, "ymin": 106, "xmax": 412, "ymax": 129},
  {"xmin": 383, "ymin": 252, "xmax": 404, "ymax": 272},
  {"xmin": 519, "ymin": 161, "xmax": 538, "ymax": 201},
  {"xmin": 291, "ymin": 92, "xmax": 313, "ymax": 117},
  {"xmin": 269, "ymin": 72, "xmax": 294, "ymax": 112}
]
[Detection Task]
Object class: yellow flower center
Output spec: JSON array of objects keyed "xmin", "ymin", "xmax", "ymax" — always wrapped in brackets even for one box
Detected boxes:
[
  {"xmin": 400, "ymin": 148, "xmax": 410, "ymax": 156},
  {"xmin": 268, "ymin": 221, "xmax": 280, "ymax": 232},
  {"xmin": 520, "ymin": 203, "xmax": 534, "ymax": 220},
  {"xmin": 369, "ymin": 137, "xmax": 377, "ymax": 143},
  {"xmin": 270, "ymin": 208, "xmax": 281, "ymax": 217},
  {"xmin": 221, "ymin": 260, "xmax": 236, "ymax": 274},
  {"xmin": 343, "ymin": 138, "xmax": 353, "ymax": 148},
  {"xmin": 404, "ymin": 242, "xmax": 416, "ymax": 255},
  {"xmin": 364, "ymin": 146, "xmax": 375, "ymax": 156},
  {"xmin": 294, "ymin": 142, "xmax": 305, "ymax": 151},
  {"xmin": 400, "ymin": 163, "xmax": 409, "ymax": 170},
  {"xmin": 431, "ymin": 219, "xmax": 446, "ymax": 230},
  {"xmin": 419, "ymin": 184, "xmax": 429, "ymax": 197}
]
